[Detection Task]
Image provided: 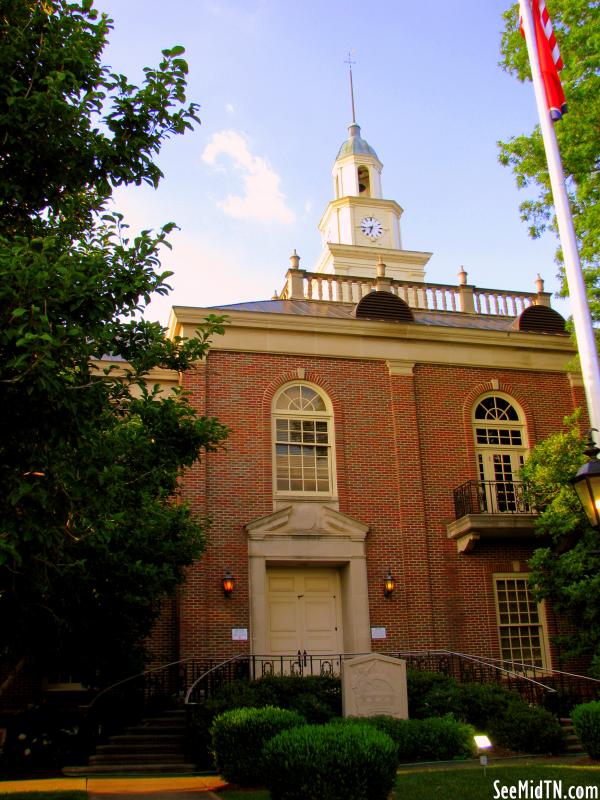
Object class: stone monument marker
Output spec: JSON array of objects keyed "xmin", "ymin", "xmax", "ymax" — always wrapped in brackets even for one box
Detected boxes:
[{"xmin": 342, "ymin": 653, "xmax": 408, "ymax": 718}]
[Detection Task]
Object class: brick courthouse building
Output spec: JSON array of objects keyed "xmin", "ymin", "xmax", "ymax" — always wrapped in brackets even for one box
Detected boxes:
[{"xmin": 152, "ymin": 121, "xmax": 582, "ymax": 675}]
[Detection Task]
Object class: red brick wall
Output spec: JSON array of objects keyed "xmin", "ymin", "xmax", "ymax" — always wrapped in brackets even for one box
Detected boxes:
[{"xmin": 149, "ymin": 350, "xmax": 582, "ymax": 669}]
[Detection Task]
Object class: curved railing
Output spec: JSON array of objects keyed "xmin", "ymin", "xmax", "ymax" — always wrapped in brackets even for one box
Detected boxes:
[
  {"xmin": 464, "ymin": 654, "xmax": 600, "ymax": 705},
  {"xmin": 182, "ymin": 649, "xmax": 596, "ymax": 708},
  {"xmin": 88, "ymin": 656, "xmax": 200, "ymax": 710},
  {"xmin": 85, "ymin": 648, "xmax": 600, "ymax": 713}
]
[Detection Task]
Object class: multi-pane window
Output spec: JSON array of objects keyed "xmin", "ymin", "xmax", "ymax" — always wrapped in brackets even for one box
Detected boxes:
[
  {"xmin": 474, "ymin": 396, "xmax": 523, "ymax": 446},
  {"xmin": 494, "ymin": 577, "xmax": 548, "ymax": 668},
  {"xmin": 273, "ymin": 385, "xmax": 333, "ymax": 495},
  {"xmin": 473, "ymin": 394, "xmax": 527, "ymax": 513}
]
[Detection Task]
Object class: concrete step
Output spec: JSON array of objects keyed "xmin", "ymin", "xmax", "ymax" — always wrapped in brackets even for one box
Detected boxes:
[
  {"xmin": 90, "ymin": 753, "xmax": 187, "ymax": 765},
  {"xmin": 123, "ymin": 725, "xmax": 186, "ymax": 736},
  {"xmin": 63, "ymin": 763, "xmax": 197, "ymax": 776},
  {"xmin": 109, "ymin": 733, "xmax": 185, "ymax": 745},
  {"xmin": 560, "ymin": 717, "xmax": 584, "ymax": 753},
  {"xmin": 97, "ymin": 742, "xmax": 184, "ymax": 754}
]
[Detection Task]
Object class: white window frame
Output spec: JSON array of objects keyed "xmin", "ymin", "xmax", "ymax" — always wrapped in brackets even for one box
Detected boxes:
[
  {"xmin": 272, "ymin": 382, "xmax": 336, "ymax": 499},
  {"xmin": 493, "ymin": 573, "xmax": 551, "ymax": 671},
  {"xmin": 472, "ymin": 393, "xmax": 529, "ymax": 513}
]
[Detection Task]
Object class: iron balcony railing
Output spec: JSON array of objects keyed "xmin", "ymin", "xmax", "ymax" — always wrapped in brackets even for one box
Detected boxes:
[{"xmin": 453, "ymin": 480, "xmax": 533, "ymax": 518}]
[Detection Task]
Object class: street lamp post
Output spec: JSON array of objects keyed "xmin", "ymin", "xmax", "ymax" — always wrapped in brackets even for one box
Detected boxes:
[{"xmin": 571, "ymin": 434, "xmax": 600, "ymax": 530}]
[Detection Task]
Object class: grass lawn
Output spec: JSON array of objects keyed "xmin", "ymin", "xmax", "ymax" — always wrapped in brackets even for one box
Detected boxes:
[
  {"xmin": 216, "ymin": 764, "xmax": 600, "ymax": 799},
  {"xmin": 393, "ymin": 765, "xmax": 600, "ymax": 800}
]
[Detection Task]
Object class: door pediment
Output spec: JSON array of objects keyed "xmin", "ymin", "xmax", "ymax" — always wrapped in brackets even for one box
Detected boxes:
[{"xmin": 246, "ymin": 503, "xmax": 368, "ymax": 541}]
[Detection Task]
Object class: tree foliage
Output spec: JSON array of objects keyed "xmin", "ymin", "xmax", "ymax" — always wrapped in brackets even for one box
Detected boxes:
[
  {"xmin": 0, "ymin": 0, "xmax": 227, "ymax": 686},
  {"xmin": 499, "ymin": 1, "xmax": 600, "ymax": 316},
  {"xmin": 520, "ymin": 414, "xmax": 600, "ymax": 674}
]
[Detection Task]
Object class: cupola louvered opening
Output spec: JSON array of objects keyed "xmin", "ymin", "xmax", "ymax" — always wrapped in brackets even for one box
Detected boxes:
[
  {"xmin": 354, "ymin": 291, "xmax": 414, "ymax": 322},
  {"xmin": 514, "ymin": 305, "xmax": 567, "ymax": 335}
]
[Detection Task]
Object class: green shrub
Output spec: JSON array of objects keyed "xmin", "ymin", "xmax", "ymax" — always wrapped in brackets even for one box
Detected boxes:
[
  {"xmin": 289, "ymin": 692, "xmax": 335, "ymax": 723},
  {"xmin": 0, "ymin": 704, "xmax": 90, "ymax": 772},
  {"xmin": 407, "ymin": 670, "xmax": 462, "ymax": 718},
  {"xmin": 414, "ymin": 716, "xmax": 477, "ymax": 760},
  {"xmin": 210, "ymin": 705, "xmax": 305, "ymax": 786},
  {"xmin": 457, "ymin": 682, "xmax": 523, "ymax": 728},
  {"xmin": 341, "ymin": 714, "xmax": 475, "ymax": 762},
  {"xmin": 188, "ymin": 675, "xmax": 341, "ymax": 768},
  {"xmin": 487, "ymin": 704, "xmax": 565, "ymax": 754},
  {"xmin": 252, "ymin": 675, "xmax": 341, "ymax": 715},
  {"xmin": 572, "ymin": 701, "xmax": 600, "ymax": 759},
  {"xmin": 263, "ymin": 722, "xmax": 397, "ymax": 800}
]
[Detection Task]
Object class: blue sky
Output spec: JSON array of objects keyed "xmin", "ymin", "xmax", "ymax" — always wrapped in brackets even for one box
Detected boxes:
[{"xmin": 96, "ymin": 0, "xmax": 568, "ymax": 325}]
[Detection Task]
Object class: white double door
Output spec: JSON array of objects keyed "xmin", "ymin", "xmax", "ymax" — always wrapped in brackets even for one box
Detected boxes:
[
  {"xmin": 478, "ymin": 451, "xmax": 525, "ymax": 512},
  {"xmin": 266, "ymin": 568, "xmax": 343, "ymax": 656}
]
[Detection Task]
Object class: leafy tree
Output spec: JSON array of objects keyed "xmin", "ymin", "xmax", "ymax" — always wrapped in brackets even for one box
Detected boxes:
[
  {"xmin": 499, "ymin": 1, "xmax": 600, "ymax": 317},
  {"xmin": 520, "ymin": 414, "xmax": 600, "ymax": 674},
  {"xmin": 0, "ymin": 0, "xmax": 227, "ymax": 688}
]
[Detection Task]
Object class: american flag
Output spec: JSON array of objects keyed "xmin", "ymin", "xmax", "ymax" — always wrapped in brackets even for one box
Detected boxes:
[{"xmin": 522, "ymin": 0, "xmax": 567, "ymax": 121}]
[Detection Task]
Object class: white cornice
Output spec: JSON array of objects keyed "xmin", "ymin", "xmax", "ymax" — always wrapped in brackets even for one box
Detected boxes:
[
  {"xmin": 318, "ymin": 196, "xmax": 403, "ymax": 230},
  {"xmin": 170, "ymin": 307, "xmax": 576, "ymax": 373},
  {"xmin": 323, "ymin": 242, "xmax": 432, "ymax": 267}
]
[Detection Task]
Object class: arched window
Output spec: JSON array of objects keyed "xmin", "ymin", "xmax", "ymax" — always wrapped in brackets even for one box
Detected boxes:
[
  {"xmin": 472, "ymin": 394, "xmax": 528, "ymax": 512},
  {"xmin": 273, "ymin": 384, "xmax": 334, "ymax": 495},
  {"xmin": 357, "ymin": 165, "xmax": 371, "ymax": 196}
]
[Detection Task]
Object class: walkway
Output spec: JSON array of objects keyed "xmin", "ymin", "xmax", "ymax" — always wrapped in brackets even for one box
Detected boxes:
[{"xmin": 0, "ymin": 776, "xmax": 228, "ymax": 797}]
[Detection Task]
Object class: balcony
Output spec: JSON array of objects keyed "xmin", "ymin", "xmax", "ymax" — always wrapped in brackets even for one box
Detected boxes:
[{"xmin": 447, "ymin": 480, "xmax": 536, "ymax": 553}]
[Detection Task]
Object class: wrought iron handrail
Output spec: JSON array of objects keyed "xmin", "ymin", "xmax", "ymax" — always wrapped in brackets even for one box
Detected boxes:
[
  {"xmin": 184, "ymin": 655, "xmax": 249, "ymax": 705},
  {"xmin": 476, "ymin": 656, "xmax": 600, "ymax": 684},
  {"xmin": 85, "ymin": 648, "xmax": 600, "ymax": 713},
  {"xmin": 182, "ymin": 649, "xmax": 573, "ymax": 707},
  {"xmin": 453, "ymin": 479, "xmax": 533, "ymax": 518},
  {"xmin": 87, "ymin": 657, "xmax": 197, "ymax": 710}
]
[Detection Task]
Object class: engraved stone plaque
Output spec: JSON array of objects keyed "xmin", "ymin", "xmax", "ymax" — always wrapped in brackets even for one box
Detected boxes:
[{"xmin": 342, "ymin": 653, "xmax": 408, "ymax": 719}]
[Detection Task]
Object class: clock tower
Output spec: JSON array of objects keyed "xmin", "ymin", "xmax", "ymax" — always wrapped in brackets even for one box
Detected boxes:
[{"xmin": 314, "ymin": 121, "xmax": 431, "ymax": 282}]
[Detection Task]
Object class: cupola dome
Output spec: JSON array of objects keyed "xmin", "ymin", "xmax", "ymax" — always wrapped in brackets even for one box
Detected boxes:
[{"xmin": 336, "ymin": 123, "xmax": 379, "ymax": 161}]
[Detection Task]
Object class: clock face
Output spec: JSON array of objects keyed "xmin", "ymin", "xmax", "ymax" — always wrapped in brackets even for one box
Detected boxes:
[{"xmin": 360, "ymin": 216, "xmax": 384, "ymax": 240}]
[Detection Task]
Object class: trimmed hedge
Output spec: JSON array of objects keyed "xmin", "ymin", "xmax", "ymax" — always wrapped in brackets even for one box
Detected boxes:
[
  {"xmin": 407, "ymin": 670, "xmax": 465, "ymax": 719},
  {"xmin": 407, "ymin": 669, "xmax": 565, "ymax": 754},
  {"xmin": 487, "ymin": 703, "xmax": 565, "ymax": 754},
  {"xmin": 572, "ymin": 701, "xmax": 600, "ymax": 759},
  {"xmin": 188, "ymin": 675, "xmax": 340, "ymax": 767},
  {"xmin": 262, "ymin": 722, "xmax": 397, "ymax": 800},
  {"xmin": 190, "ymin": 670, "xmax": 568, "ymax": 767},
  {"xmin": 341, "ymin": 714, "xmax": 476, "ymax": 762},
  {"xmin": 210, "ymin": 705, "xmax": 305, "ymax": 786}
]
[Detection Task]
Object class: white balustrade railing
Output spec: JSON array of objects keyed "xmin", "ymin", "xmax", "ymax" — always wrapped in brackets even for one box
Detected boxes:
[{"xmin": 280, "ymin": 270, "xmax": 541, "ymax": 317}]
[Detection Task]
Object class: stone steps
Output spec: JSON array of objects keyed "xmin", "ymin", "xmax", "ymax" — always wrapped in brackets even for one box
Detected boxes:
[
  {"xmin": 560, "ymin": 717, "xmax": 584, "ymax": 754},
  {"xmin": 63, "ymin": 707, "xmax": 196, "ymax": 776}
]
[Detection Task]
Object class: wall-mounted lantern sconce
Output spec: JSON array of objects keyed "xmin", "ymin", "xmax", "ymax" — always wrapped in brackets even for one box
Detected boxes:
[
  {"xmin": 222, "ymin": 570, "xmax": 235, "ymax": 597},
  {"xmin": 383, "ymin": 570, "xmax": 395, "ymax": 598},
  {"xmin": 571, "ymin": 431, "xmax": 600, "ymax": 530}
]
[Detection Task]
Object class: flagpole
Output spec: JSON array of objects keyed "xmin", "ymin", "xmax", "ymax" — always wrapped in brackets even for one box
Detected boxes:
[{"xmin": 519, "ymin": 0, "xmax": 600, "ymax": 439}]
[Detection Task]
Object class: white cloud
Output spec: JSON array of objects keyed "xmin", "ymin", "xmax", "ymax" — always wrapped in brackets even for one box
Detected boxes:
[
  {"xmin": 202, "ymin": 130, "xmax": 295, "ymax": 224},
  {"xmin": 225, "ymin": 102, "xmax": 235, "ymax": 115}
]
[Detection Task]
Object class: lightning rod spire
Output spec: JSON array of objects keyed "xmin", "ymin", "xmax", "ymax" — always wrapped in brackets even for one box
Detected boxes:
[{"xmin": 344, "ymin": 51, "xmax": 357, "ymax": 124}]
